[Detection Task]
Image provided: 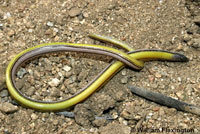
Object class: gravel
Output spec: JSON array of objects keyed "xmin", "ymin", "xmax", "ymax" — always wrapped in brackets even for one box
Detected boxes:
[{"xmin": 0, "ymin": 0, "xmax": 200, "ymax": 133}]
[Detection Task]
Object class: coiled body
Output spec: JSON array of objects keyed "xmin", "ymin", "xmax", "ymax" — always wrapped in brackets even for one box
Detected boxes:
[{"xmin": 6, "ymin": 34, "xmax": 188, "ymax": 111}]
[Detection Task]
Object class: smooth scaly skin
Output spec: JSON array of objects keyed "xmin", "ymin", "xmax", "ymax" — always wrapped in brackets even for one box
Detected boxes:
[{"xmin": 6, "ymin": 34, "xmax": 188, "ymax": 111}]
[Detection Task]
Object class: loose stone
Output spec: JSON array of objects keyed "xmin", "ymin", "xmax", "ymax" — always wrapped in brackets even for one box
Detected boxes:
[
  {"xmin": 0, "ymin": 102, "xmax": 19, "ymax": 113},
  {"xmin": 69, "ymin": 8, "xmax": 81, "ymax": 17},
  {"xmin": 48, "ymin": 78, "xmax": 60, "ymax": 87}
]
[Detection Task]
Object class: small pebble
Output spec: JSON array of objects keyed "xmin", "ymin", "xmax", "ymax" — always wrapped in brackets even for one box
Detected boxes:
[
  {"xmin": 27, "ymin": 69, "xmax": 33, "ymax": 75},
  {"xmin": 62, "ymin": 65, "xmax": 71, "ymax": 72},
  {"xmin": 89, "ymin": 128, "xmax": 98, "ymax": 133},
  {"xmin": 33, "ymin": 70, "xmax": 41, "ymax": 80},
  {"xmin": 146, "ymin": 112, "xmax": 153, "ymax": 119},
  {"xmin": 69, "ymin": 7, "xmax": 81, "ymax": 17},
  {"xmin": 192, "ymin": 38, "xmax": 200, "ymax": 48},
  {"xmin": 25, "ymin": 22, "xmax": 34, "ymax": 28},
  {"xmin": 155, "ymin": 73, "xmax": 162, "ymax": 78},
  {"xmin": 134, "ymin": 115, "xmax": 142, "ymax": 120},
  {"xmin": 50, "ymin": 87, "xmax": 60, "ymax": 97},
  {"xmin": 0, "ymin": 102, "xmax": 19, "ymax": 113},
  {"xmin": 7, "ymin": 29, "xmax": 15, "ymax": 37},
  {"xmin": 42, "ymin": 113, "xmax": 50, "ymax": 118},
  {"xmin": 17, "ymin": 68, "xmax": 27, "ymax": 78},
  {"xmin": 28, "ymin": 29, "xmax": 33, "ymax": 33},
  {"xmin": 121, "ymin": 70, "xmax": 126, "ymax": 76},
  {"xmin": 48, "ymin": 78, "xmax": 60, "ymax": 87},
  {"xmin": 56, "ymin": 15, "xmax": 65, "ymax": 24},
  {"xmin": 26, "ymin": 87, "xmax": 35, "ymax": 96},
  {"xmin": 45, "ymin": 64, "xmax": 52, "ymax": 71},
  {"xmin": 118, "ymin": 117, "xmax": 128, "ymax": 125},
  {"xmin": 31, "ymin": 113, "xmax": 38, "ymax": 120},
  {"xmin": 159, "ymin": 108, "xmax": 165, "ymax": 115},
  {"xmin": 179, "ymin": 123, "xmax": 188, "ymax": 128},
  {"xmin": 148, "ymin": 75, "xmax": 155, "ymax": 82},
  {"xmin": 58, "ymin": 72, "xmax": 63, "ymax": 77},
  {"xmin": 45, "ymin": 29, "xmax": 53, "ymax": 35},
  {"xmin": 121, "ymin": 77, "xmax": 128, "ymax": 84},
  {"xmin": 0, "ymin": 112, "xmax": 5, "ymax": 120},
  {"xmin": 53, "ymin": 28, "xmax": 59, "ymax": 33},
  {"xmin": 111, "ymin": 111, "xmax": 119, "ymax": 119},
  {"xmin": 82, "ymin": 12, "xmax": 89, "ymax": 18},
  {"xmin": 30, "ymin": 123, "xmax": 35, "ymax": 129},
  {"xmin": 177, "ymin": 77, "xmax": 182, "ymax": 82},
  {"xmin": 3, "ymin": 129, "xmax": 9, "ymax": 134},
  {"xmin": 78, "ymin": 70, "xmax": 88, "ymax": 81},
  {"xmin": 0, "ymin": 90, "xmax": 9, "ymax": 97},
  {"xmin": 4, "ymin": 12, "xmax": 11, "ymax": 19},
  {"xmin": 183, "ymin": 33, "xmax": 191, "ymax": 42},
  {"xmin": 176, "ymin": 91, "xmax": 184, "ymax": 99},
  {"xmin": 53, "ymin": 119, "xmax": 59, "ymax": 125},
  {"xmin": 47, "ymin": 21, "xmax": 54, "ymax": 27},
  {"xmin": 15, "ymin": 78, "xmax": 25, "ymax": 89},
  {"xmin": 70, "ymin": 75, "xmax": 77, "ymax": 82},
  {"xmin": 64, "ymin": 72, "xmax": 72, "ymax": 78},
  {"xmin": 152, "ymin": 107, "xmax": 160, "ymax": 112}
]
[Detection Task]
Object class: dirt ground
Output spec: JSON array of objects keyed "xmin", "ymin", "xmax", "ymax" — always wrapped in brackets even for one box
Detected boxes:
[{"xmin": 0, "ymin": 0, "xmax": 200, "ymax": 134}]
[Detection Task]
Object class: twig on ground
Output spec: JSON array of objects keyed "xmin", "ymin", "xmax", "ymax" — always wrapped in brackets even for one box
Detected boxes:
[{"xmin": 128, "ymin": 85, "xmax": 200, "ymax": 116}]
